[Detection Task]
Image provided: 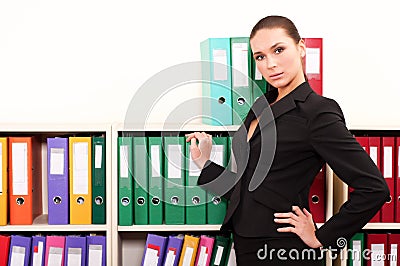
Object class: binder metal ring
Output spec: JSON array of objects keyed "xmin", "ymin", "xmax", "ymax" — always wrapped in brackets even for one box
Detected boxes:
[
  {"xmin": 77, "ymin": 197, "xmax": 85, "ymax": 205},
  {"xmin": 53, "ymin": 196, "xmax": 62, "ymax": 205},
  {"xmin": 192, "ymin": 196, "xmax": 200, "ymax": 205},
  {"xmin": 95, "ymin": 196, "xmax": 104, "ymax": 205},
  {"xmin": 121, "ymin": 197, "xmax": 130, "ymax": 206},
  {"xmin": 16, "ymin": 197, "xmax": 25, "ymax": 205},
  {"xmin": 171, "ymin": 196, "xmax": 179, "ymax": 205},
  {"xmin": 311, "ymin": 195, "xmax": 320, "ymax": 204},
  {"xmin": 212, "ymin": 196, "xmax": 221, "ymax": 205},
  {"xmin": 151, "ymin": 197, "xmax": 160, "ymax": 206},
  {"xmin": 137, "ymin": 196, "xmax": 145, "ymax": 206},
  {"xmin": 237, "ymin": 97, "xmax": 246, "ymax": 106}
]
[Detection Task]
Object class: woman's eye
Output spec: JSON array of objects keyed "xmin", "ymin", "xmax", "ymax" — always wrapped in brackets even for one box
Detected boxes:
[
  {"xmin": 255, "ymin": 55, "xmax": 265, "ymax": 61},
  {"xmin": 274, "ymin": 47, "xmax": 284, "ymax": 54}
]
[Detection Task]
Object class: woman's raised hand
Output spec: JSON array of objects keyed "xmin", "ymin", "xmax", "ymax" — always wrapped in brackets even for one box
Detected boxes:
[{"xmin": 185, "ymin": 132, "xmax": 212, "ymax": 169}]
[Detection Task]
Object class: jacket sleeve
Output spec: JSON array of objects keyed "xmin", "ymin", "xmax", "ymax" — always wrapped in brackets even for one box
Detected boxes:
[
  {"xmin": 309, "ymin": 98, "xmax": 390, "ymax": 249},
  {"xmin": 197, "ymin": 160, "xmax": 238, "ymax": 200}
]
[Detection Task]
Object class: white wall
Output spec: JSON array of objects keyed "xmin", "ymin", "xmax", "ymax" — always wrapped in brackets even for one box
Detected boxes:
[{"xmin": 0, "ymin": 0, "xmax": 399, "ymax": 128}]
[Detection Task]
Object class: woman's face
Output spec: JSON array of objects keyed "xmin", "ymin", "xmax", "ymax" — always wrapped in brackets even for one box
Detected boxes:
[{"xmin": 250, "ymin": 27, "xmax": 305, "ymax": 91}]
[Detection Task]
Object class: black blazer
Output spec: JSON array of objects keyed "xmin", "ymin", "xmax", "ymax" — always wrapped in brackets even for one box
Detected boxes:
[{"xmin": 198, "ymin": 82, "xmax": 389, "ymax": 249}]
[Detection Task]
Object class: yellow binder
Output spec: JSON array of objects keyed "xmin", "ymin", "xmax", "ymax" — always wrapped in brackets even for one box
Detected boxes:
[
  {"xmin": 178, "ymin": 235, "xmax": 200, "ymax": 266},
  {"xmin": 0, "ymin": 138, "xmax": 7, "ymax": 225},
  {"xmin": 69, "ymin": 137, "xmax": 92, "ymax": 224}
]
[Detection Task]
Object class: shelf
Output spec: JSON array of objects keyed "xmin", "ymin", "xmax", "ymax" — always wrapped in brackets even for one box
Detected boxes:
[
  {"xmin": 114, "ymin": 122, "xmax": 240, "ymax": 132},
  {"xmin": 118, "ymin": 224, "xmax": 221, "ymax": 232},
  {"xmin": 363, "ymin": 223, "xmax": 400, "ymax": 230}
]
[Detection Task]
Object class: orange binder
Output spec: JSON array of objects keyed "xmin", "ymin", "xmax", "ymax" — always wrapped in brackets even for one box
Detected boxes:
[
  {"xmin": 381, "ymin": 137, "xmax": 395, "ymax": 222},
  {"xmin": 8, "ymin": 137, "xmax": 42, "ymax": 225},
  {"xmin": 69, "ymin": 137, "xmax": 92, "ymax": 224},
  {"xmin": 0, "ymin": 138, "xmax": 8, "ymax": 225}
]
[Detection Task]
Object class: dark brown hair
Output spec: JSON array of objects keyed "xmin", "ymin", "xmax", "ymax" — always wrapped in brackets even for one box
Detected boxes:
[{"xmin": 250, "ymin": 15, "xmax": 301, "ymax": 44}]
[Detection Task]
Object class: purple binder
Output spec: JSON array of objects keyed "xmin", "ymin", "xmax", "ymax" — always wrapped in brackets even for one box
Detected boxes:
[
  {"xmin": 8, "ymin": 235, "xmax": 32, "ymax": 266},
  {"xmin": 47, "ymin": 137, "xmax": 69, "ymax": 225},
  {"xmin": 86, "ymin": 235, "xmax": 106, "ymax": 266},
  {"xmin": 31, "ymin": 236, "xmax": 46, "ymax": 266},
  {"xmin": 64, "ymin": 236, "xmax": 86, "ymax": 266},
  {"xmin": 162, "ymin": 235, "xmax": 183, "ymax": 266},
  {"xmin": 141, "ymin": 234, "xmax": 167, "ymax": 266}
]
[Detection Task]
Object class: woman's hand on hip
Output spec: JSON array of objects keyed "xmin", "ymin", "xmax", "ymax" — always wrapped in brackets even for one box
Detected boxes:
[
  {"xmin": 274, "ymin": 206, "xmax": 323, "ymax": 249},
  {"xmin": 185, "ymin": 132, "xmax": 212, "ymax": 169}
]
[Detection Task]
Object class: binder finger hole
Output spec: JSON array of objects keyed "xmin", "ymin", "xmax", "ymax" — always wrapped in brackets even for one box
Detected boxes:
[
  {"xmin": 311, "ymin": 195, "xmax": 319, "ymax": 204},
  {"xmin": 95, "ymin": 196, "xmax": 104, "ymax": 205},
  {"xmin": 237, "ymin": 97, "xmax": 246, "ymax": 106},
  {"xmin": 151, "ymin": 197, "xmax": 160, "ymax": 206},
  {"xmin": 77, "ymin": 197, "xmax": 85, "ymax": 205},
  {"xmin": 387, "ymin": 195, "xmax": 392, "ymax": 203},
  {"xmin": 53, "ymin": 196, "xmax": 62, "ymax": 205},
  {"xmin": 16, "ymin": 197, "xmax": 25, "ymax": 205},
  {"xmin": 192, "ymin": 196, "xmax": 200, "ymax": 205},
  {"xmin": 212, "ymin": 196, "xmax": 221, "ymax": 205},
  {"xmin": 171, "ymin": 196, "xmax": 179, "ymax": 205},
  {"xmin": 218, "ymin": 97, "xmax": 226, "ymax": 104},
  {"xmin": 121, "ymin": 197, "xmax": 130, "ymax": 206},
  {"xmin": 137, "ymin": 197, "xmax": 145, "ymax": 206}
]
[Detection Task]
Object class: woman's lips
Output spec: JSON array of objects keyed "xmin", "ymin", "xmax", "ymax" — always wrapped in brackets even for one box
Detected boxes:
[{"xmin": 269, "ymin": 72, "xmax": 283, "ymax": 80}]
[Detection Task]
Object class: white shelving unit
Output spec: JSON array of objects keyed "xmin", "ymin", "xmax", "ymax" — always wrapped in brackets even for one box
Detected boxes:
[
  {"xmin": 112, "ymin": 122, "xmax": 335, "ymax": 266},
  {"xmin": 0, "ymin": 123, "xmax": 112, "ymax": 266}
]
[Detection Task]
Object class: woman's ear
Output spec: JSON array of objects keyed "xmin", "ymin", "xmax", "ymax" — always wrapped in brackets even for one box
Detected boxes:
[{"xmin": 299, "ymin": 39, "xmax": 306, "ymax": 58}]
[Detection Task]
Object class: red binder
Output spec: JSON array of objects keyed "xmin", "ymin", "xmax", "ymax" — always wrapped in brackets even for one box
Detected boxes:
[
  {"xmin": 381, "ymin": 137, "xmax": 395, "ymax": 222},
  {"xmin": 303, "ymin": 38, "xmax": 323, "ymax": 95},
  {"xmin": 396, "ymin": 137, "xmax": 400, "ymax": 222},
  {"xmin": 368, "ymin": 136, "xmax": 381, "ymax": 223},
  {"xmin": 8, "ymin": 137, "xmax": 42, "ymax": 225},
  {"xmin": 387, "ymin": 233, "xmax": 400, "ymax": 265},
  {"xmin": 0, "ymin": 235, "xmax": 10, "ymax": 266},
  {"xmin": 309, "ymin": 165, "xmax": 325, "ymax": 223},
  {"xmin": 366, "ymin": 233, "xmax": 387, "ymax": 266}
]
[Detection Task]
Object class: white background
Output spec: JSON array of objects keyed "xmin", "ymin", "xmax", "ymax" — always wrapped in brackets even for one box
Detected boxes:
[{"xmin": 1, "ymin": 0, "xmax": 398, "ymax": 128}]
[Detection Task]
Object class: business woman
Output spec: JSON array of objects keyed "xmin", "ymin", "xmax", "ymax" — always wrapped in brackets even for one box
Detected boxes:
[{"xmin": 186, "ymin": 15, "xmax": 390, "ymax": 265}]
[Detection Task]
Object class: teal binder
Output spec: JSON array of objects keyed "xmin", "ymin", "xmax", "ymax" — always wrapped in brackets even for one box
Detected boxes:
[
  {"xmin": 118, "ymin": 136, "xmax": 133, "ymax": 226},
  {"xmin": 133, "ymin": 136, "xmax": 149, "ymax": 225},
  {"xmin": 230, "ymin": 37, "xmax": 253, "ymax": 125},
  {"xmin": 92, "ymin": 136, "xmax": 106, "ymax": 224},
  {"xmin": 210, "ymin": 235, "xmax": 230, "ymax": 266},
  {"xmin": 200, "ymin": 38, "xmax": 233, "ymax": 126},
  {"xmin": 163, "ymin": 136, "xmax": 185, "ymax": 224},
  {"xmin": 148, "ymin": 137, "xmax": 164, "ymax": 225},
  {"xmin": 185, "ymin": 141, "xmax": 206, "ymax": 225},
  {"xmin": 207, "ymin": 136, "xmax": 228, "ymax": 224}
]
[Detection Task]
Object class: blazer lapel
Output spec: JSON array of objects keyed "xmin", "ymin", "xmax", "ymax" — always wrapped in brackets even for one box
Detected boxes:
[{"xmin": 250, "ymin": 82, "xmax": 314, "ymax": 141}]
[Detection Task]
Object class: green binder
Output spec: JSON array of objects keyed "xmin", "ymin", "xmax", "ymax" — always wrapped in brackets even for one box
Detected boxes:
[
  {"xmin": 92, "ymin": 136, "xmax": 106, "ymax": 224},
  {"xmin": 118, "ymin": 136, "xmax": 133, "ymax": 226},
  {"xmin": 185, "ymin": 141, "xmax": 206, "ymax": 225},
  {"xmin": 210, "ymin": 235, "xmax": 230, "ymax": 266},
  {"xmin": 230, "ymin": 37, "xmax": 253, "ymax": 125},
  {"xmin": 148, "ymin": 137, "xmax": 164, "ymax": 225},
  {"xmin": 250, "ymin": 47, "xmax": 268, "ymax": 102},
  {"xmin": 163, "ymin": 136, "xmax": 185, "ymax": 225},
  {"xmin": 207, "ymin": 136, "xmax": 228, "ymax": 224},
  {"xmin": 348, "ymin": 232, "xmax": 364, "ymax": 266},
  {"xmin": 133, "ymin": 136, "xmax": 149, "ymax": 225}
]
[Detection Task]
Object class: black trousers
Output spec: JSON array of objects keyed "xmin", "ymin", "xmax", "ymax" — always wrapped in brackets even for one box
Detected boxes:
[{"xmin": 233, "ymin": 233, "xmax": 325, "ymax": 266}]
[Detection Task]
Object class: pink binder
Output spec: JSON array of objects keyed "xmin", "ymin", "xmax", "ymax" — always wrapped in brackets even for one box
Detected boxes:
[
  {"xmin": 45, "ymin": 236, "xmax": 65, "ymax": 266},
  {"xmin": 194, "ymin": 235, "xmax": 215, "ymax": 266}
]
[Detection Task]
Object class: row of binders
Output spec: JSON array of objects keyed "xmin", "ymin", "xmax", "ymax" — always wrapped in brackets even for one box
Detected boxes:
[
  {"xmin": 200, "ymin": 37, "xmax": 322, "ymax": 126},
  {"xmin": 0, "ymin": 234, "xmax": 106, "ymax": 266},
  {"xmin": 353, "ymin": 136, "xmax": 400, "ymax": 223},
  {"xmin": 347, "ymin": 232, "xmax": 400, "ymax": 265},
  {"xmin": 0, "ymin": 136, "xmax": 106, "ymax": 225},
  {"xmin": 118, "ymin": 135, "xmax": 230, "ymax": 226},
  {"xmin": 141, "ymin": 233, "xmax": 235, "ymax": 266},
  {"xmin": 118, "ymin": 134, "xmax": 326, "ymax": 225}
]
